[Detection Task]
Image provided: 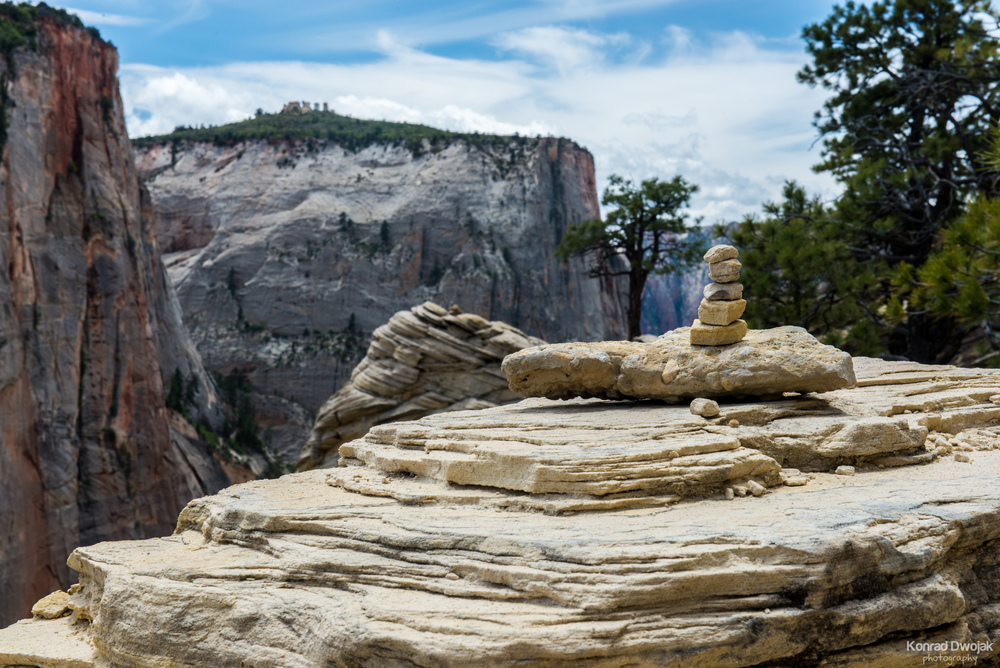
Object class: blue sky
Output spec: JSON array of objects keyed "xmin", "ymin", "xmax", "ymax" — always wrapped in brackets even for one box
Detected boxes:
[{"xmin": 48, "ymin": 0, "xmax": 850, "ymax": 222}]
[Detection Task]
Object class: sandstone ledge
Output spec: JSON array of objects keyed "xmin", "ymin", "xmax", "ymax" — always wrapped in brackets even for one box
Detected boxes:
[
  {"xmin": 3, "ymin": 359, "xmax": 1000, "ymax": 667},
  {"xmin": 502, "ymin": 326, "xmax": 856, "ymax": 402}
]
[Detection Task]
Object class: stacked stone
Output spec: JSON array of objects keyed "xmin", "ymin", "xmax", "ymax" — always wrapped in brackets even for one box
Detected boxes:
[{"xmin": 690, "ymin": 244, "xmax": 747, "ymax": 346}]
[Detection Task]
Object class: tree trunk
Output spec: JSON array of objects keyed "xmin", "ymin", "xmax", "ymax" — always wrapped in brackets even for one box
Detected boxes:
[{"xmin": 627, "ymin": 270, "xmax": 646, "ymax": 340}]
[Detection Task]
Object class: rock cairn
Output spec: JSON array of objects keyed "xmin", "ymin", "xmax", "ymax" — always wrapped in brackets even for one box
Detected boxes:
[{"xmin": 690, "ymin": 244, "xmax": 747, "ymax": 346}]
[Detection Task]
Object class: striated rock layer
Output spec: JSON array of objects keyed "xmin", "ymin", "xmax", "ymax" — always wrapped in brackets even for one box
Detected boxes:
[
  {"xmin": 503, "ymin": 326, "xmax": 856, "ymax": 402},
  {"xmin": 5, "ymin": 359, "xmax": 1000, "ymax": 666},
  {"xmin": 134, "ymin": 133, "xmax": 626, "ymax": 459},
  {"xmin": 298, "ymin": 301, "xmax": 543, "ymax": 471},
  {"xmin": 0, "ymin": 15, "xmax": 229, "ymax": 626}
]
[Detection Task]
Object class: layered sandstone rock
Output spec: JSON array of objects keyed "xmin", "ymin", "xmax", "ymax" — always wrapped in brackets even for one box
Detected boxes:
[
  {"xmin": 298, "ymin": 301, "xmax": 543, "ymax": 471},
  {"xmin": 4, "ymin": 359, "xmax": 1000, "ymax": 666},
  {"xmin": 0, "ymin": 12, "xmax": 229, "ymax": 626},
  {"xmin": 134, "ymin": 130, "xmax": 626, "ymax": 460},
  {"xmin": 502, "ymin": 326, "xmax": 856, "ymax": 402}
]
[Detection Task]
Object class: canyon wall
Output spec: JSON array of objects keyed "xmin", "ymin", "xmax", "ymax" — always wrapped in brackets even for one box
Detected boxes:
[
  {"xmin": 135, "ymin": 133, "xmax": 627, "ymax": 461},
  {"xmin": 0, "ymin": 11, "xmax": 229, "ymax": 626}
]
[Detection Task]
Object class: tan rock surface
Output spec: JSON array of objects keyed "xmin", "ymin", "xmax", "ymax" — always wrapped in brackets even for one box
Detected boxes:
[
  {"xmin": 504, "ymin": 326, "xmax": 854, "ymax": 401},
  {"xmin": 696, "ymin": 298, "xmax": 747, "ymax": 326},
  {"xmin": 297, "ymin": 302, "xmax": 543, "ymax": 471},
  {"xmin": 4, "ymin": 359, "xmax": 1000, "ymax": 666}
]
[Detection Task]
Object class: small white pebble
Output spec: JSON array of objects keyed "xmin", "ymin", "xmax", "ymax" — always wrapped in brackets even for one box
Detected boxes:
[
  {"xmin": 746, "ymin": 480, "xmax": 766, "ymax": 497},
  {"xmin": 690, "ymin": 397, "xmax": 721, "ymax": 418},
  {"xmin": 445, "ymin": 573, "xmax": 460, "ymax": 580},
  {"xmin": 725, "ymin": 487, "xmax": 735, "ymax": 501},
  {"xmin": 835, "ymin": 465, "xmax": 856, "ymax": 476},
  {"xmin": 955, "ymin": 453, "xmax": 972, "ymax": 463},
  {"xmin": 765, "ymin": 608, "xmax": 771, "ymax": 614},
  {"xmin": 903, "ymin": 409, "xmax": 912, "ymax": 414}
]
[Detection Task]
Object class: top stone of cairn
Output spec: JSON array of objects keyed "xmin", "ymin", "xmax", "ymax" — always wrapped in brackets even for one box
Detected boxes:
[{"xmin": 704, "ymin": 244, "xmax": 739, "ymax": 263}]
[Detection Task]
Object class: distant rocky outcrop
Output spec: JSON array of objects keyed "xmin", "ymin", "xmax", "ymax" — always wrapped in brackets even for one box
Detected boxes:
[
  {"xmin": 298, "ymin": 301, "xmax": 543, "ymax": 471},
  {"xmin": 133, "ymin": 123, "xmax": 626, "ymax": 463},
  {"xmin": 4, "ymin": 358, "xmax": 1000, "ymax": 666},
  {"xmin": 0, "ymin": 9, "xmax": 230, "ymax": 627}
]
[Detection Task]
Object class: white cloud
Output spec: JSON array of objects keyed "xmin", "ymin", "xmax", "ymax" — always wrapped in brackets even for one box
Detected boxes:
[
  {"xmin": 495, "ymin": 26, "xmax": 630, "ymax": 74},
  {"xmin": 119, "ymin": 25, "xmax": 837, "ymax": 223},
  {"xmin": 123, "ymin": 70, "xmax": 253, "ymax": 137}
]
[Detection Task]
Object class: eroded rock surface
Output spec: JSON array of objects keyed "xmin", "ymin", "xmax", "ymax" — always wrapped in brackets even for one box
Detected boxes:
[
  {"xmin": 503, "ymin": 326, "xmax": 856, "ymax": 401},
  {"xmin": 297, "ymin": 302, "xmax": 543, "ymax": 471},
  {"xmin": 4, "ymin": 359, "xmax": 1000, "ymax": 666}
]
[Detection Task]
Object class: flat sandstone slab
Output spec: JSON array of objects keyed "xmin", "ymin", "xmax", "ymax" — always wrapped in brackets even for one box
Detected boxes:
[
  {"xmin": 502, "ymin": 326, "xmax": 856, "ymax": 401},
  {"xmin": 4, "ymin": 360, "xmax": 1000, "ymax": 666},
  {"xmin": 690, "ymin": 318, "xmax": 747, "ymax": 344}
]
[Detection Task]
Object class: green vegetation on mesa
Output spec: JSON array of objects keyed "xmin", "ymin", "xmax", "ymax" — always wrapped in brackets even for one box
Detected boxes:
[
  {"xmin": 0, "ymin": 2, "xmax": 101, "ymax": 151},
  {"xmin": 0, "ymin": 2, "xmax": 97, "ymax": 67},
  {"xmin": 133, "ymin": 109, "xmax": 537, "ymax": 154}
]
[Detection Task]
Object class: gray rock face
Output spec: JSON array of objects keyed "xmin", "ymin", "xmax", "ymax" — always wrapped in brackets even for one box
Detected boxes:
[
  {"xmin": 502, "ymin": 326, "xmax": 856, "ymax": 401},
  {"xmin": 0, "ymin": 18, "xmax": 229, "ymax": 626},
  {"xmin": 298, "ymin": 301, "xmax": 543, "ymax": 471},
  {"xmin": 4, "ymin": 359, "xmax": 1000, "ymax": 666},
  {"xmin": 135, "ymin": 135, "xmax": 626, "ymax": 459}
]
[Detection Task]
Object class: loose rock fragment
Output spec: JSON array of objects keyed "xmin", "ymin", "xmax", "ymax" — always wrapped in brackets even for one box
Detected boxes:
[
  {"xmin": 955, "ymin": 453, "xmax": 972, "ymax": 463},
  {"xmin": 729, "ymin": 419, "xmax": 740, "ymax": 428},
  {"xmin": 746, "ymin": 480, "xmax": 766, "ymax": 497},
  {"xmin": 31, "ymin": 591, "xmax": 71, "ymax": 619},
  {"xmin": 690, "ymin": 398, "xmax": 721, "ymax": 417},
  {"xmin": 725, "ymin": 487, "xmax": 735, "ymax": 500},
  {"xmin": 780, "ymin": 468, "xmax": 810, "ymax": 486},
  {"xmin": 835, "ymin": 465, "xmax": 856, "ymax": 476}
]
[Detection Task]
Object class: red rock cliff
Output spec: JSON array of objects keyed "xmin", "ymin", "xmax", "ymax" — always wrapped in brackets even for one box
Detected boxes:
[{"xmin": 0, "ymin": 14, "xmax": 229, "ymax": 625}]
